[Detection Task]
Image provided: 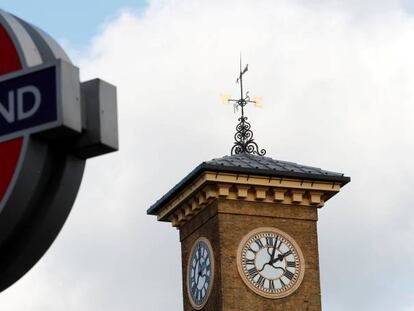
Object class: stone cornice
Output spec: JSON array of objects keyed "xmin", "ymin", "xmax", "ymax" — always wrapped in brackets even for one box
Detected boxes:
[{"xmin": 154, "ymin": 171, "xmax": 343, "ymax": 228}]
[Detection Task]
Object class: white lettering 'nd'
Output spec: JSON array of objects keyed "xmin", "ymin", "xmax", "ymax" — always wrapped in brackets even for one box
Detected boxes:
[{"xmin": 0, "ymin": 85, "xmax": 41, "ymax": 123}]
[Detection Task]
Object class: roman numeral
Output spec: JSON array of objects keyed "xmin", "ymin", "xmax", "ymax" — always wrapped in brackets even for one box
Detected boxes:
[
  {"xmin": 265, "ymin": 236, "xmax": 274, "ymax": 245},
  {"xmin": 287, "ymin": 261, "xmax": 296, "ymax": 268},
  {"xmin": 280, "ymin": 278, "xmax": 286, "ymax": 287},
  {"xmin": 191, "ymin": 283, "xmax": 197, "ymax": 296},
  {"xmin": 276, "ymin": 241, "xmax": 283, "ymax": 249},
  {"xmin": 284, "ymin": 270, "xmax": 295, "ymax": 280},
  {"xmin": 269, "ymin": 279, "xmax": 275, "ymax": 291},
  {"xmin": 196, "ymin": 247, "xmax": 202, "ymax": 259},
  {"xmin": 255, "ymin": 239, "xmax": 264, "ymax": 248},
  {"xmin": 247, "ymin": 246, "xmax": 257, "ymax": 254},
  {"xmin": 257, "ymin": 276, "xmax": 266, "ymax": 287},
  {"xmin": 245, "ymin": 259, "xmax": 255, "ymax": 265},
  {"xmin": 247, "ymin": 267, "xmax": 259, "ymax": 278}
]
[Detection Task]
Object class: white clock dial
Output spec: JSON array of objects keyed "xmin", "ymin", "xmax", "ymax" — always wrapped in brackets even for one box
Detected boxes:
[
  {"xmin": 187, "ymin": 237, "xmax": 214, "ymax": 309},
  {"xmin": 237, "ymin": 227, "xmax": 305, "ymax": 299}
]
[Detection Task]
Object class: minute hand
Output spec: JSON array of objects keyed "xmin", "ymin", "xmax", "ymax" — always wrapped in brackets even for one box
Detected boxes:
[{"xmin": 269, "ymin": 237, "xmax": 278, "ymax": 262}]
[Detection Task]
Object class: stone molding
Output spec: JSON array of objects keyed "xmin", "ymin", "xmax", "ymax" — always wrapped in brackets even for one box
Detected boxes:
[{"xmin": 154, "ymin": 171, "xmax": 342, "ymax": 228}]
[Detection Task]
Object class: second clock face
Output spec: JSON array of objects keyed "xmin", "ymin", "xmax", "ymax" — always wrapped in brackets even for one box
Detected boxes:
[
  {"xmin": 237, "ymin": 227, "xmax": 305, "ymax": 299},
  {"xmin": 187, "ymin": 237, "xmax": 214, "ymax": 310}
]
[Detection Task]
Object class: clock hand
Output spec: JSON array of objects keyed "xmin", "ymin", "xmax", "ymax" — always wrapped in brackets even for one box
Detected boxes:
[
  {"xmin": 194, "ymin": 259, "xmax": 208, "ymax": 290},
  {"xmin": 259, "ymin": 250, "xmax": 291, "ymax": 272},
  {"xmin": 269, "ymin": 253, "xmax": 284, "ymax": 265},
  {"xmin": 260, "ymin": 239, "xmax": 282, "ymax": 272},
  {"xmin": 199, "ymin": 260, "xmax": 206, "ymax": 276},
  {"xmin": 269, "ymin": 237, "xmax": 278, "ymax": 262},
  {"xmin": 270, "ymin": 250, "xmax": 292, "ymax": 265},
  {"xmin": 258, "ymin": 254, "xmax": 282, "ymax": 272},
  {"xmin": 197, "ymin": 258, "xmax": 208, "ymax": 281},
  {"xmin": 195, "ymin": 260, "xmax": 203, "ymax": 285}
]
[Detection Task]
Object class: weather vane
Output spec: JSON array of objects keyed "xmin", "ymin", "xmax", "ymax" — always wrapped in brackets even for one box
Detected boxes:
[{"xmin": 223, "ymin": 56, "xmax": 266, "ymax": 156}]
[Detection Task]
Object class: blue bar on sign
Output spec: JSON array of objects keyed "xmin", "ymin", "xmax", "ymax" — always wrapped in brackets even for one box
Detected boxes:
[{"xmin": 0, "ymin": 67, "xmax": 58, "ymax": 137}]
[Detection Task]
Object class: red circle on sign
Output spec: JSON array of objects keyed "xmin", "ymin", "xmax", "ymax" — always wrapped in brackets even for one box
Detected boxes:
[{"xmin": 0, "ymin": 24, "xmax": 24, "ymax": 204}]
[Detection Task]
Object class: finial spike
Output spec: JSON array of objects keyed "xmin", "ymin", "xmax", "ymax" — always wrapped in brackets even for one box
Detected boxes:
[
  {"xmin": 223, "ymin": 57, "xmax": 266, "ymax": 156},
  {"xmin": 240, "ymin": 52, "xmax": 242, "ymax": 73}
]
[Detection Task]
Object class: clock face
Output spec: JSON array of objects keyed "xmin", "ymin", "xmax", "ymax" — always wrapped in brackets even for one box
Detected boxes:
[
  {"xmin": 187, "ymin": 237, "xmax": 214, "ymax": 309},
  {"xmin": 237, "ymin": 227, "xmax": 305, "ymax": 299}
]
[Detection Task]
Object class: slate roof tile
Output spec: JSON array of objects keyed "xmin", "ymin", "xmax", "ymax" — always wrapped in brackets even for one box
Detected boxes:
[{"xmin": 147, "ymin": 154, "xmax": 350, "ymax": 215}]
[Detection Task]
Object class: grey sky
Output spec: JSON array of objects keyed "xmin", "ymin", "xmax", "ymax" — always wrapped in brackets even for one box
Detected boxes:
[{"xmin": 1, "ymin": 0, "xmax": 414, "ymax": 310}]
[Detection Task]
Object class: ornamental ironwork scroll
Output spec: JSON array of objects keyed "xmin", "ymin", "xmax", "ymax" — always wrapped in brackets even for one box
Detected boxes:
[{"xmin": 225, "ymin": 58, "xmax": 266, "ymax": 156}]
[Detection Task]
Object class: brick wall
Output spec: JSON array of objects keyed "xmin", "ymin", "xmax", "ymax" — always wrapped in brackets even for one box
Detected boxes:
[{"xmin": 180, "ymin": 199, "xmax": 321, "ymax": 311}]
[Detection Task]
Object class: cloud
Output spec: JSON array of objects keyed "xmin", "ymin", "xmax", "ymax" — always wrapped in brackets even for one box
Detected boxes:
[{"xmin": 1, "ymin": 0, "xmax": 414, "ymax": 310}]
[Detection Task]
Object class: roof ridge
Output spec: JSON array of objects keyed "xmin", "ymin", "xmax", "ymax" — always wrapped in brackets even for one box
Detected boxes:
[{"xmin": 206, "ymin": 154, "xmax": 344, "ymax": 176}]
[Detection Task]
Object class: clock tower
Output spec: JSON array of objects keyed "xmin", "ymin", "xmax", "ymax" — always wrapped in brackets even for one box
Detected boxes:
[{"xmin": 147, "ymin": 62, "xmax": 350, "ymax": 311}]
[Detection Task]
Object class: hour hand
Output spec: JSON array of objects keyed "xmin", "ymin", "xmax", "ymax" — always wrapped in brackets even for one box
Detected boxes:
[
  {"xmin": 269, "ymin": 253, "xmax": 284, "ymax": 265},
  {"xmin": 199, "ymin": 260, "xmax": 206, "ymax": 276},
  {"xmin": 271, "ymin": 250, "xmax": 292, "ymax": 264},
  {"xmin": 269, "ymin": 250, "xmax": 292, "ymax": 265}
]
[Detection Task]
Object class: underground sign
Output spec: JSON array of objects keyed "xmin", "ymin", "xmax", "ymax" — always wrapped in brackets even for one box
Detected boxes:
[{"xmin": 0, "ymin": 9, "xmax": 118, "ymax": 292}]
